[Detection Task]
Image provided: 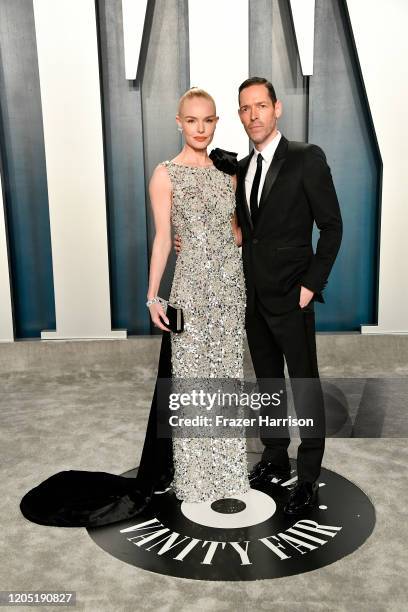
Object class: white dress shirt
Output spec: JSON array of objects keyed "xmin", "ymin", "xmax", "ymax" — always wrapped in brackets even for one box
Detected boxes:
[{"xmin": 245, "ymin": 131, "xmax": 282, "ymax": 212}]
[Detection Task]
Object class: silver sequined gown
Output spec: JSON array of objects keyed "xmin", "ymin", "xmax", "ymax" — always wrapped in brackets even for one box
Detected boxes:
[{"xmin": 160, "ymin": 160, "xmax": 250, "ymax": 503}]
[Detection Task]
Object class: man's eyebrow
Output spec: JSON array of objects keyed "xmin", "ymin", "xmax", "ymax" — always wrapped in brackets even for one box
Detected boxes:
[{"xmin": 240, "ymin": 101, "xmax": 269, "ymax": 108}]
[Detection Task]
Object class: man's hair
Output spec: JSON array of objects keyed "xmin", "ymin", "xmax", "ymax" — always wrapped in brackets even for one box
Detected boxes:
[
  {"xmin": 238, "ymin": 77, "xmax": 277, "ymax": 106},
  {"xmin": 178, "ymin": 87, "xmax": 216, "ymax": 115}
]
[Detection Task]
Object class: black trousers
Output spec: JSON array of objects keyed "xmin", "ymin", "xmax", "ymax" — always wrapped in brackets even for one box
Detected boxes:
[{"xmin": 245, "ymin": 295, "xmax": 325, "ymax": 483}]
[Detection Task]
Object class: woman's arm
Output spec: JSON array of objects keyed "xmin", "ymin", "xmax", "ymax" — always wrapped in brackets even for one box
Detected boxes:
[
  {"xmin": 230, "ymin": 174, "xmax": 242, "ymax": 247},
  {"xmin": 147, "ymin": 165, "xmax": 172, "ymax": 331}
]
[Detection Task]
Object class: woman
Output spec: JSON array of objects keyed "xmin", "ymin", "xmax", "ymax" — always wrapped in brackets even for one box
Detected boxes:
[
  {"xmin": 147, "ymin": 87, "xmax": 249, "ymax": 502},
  {"xmin": 20, "ymin": 88, "xmax": 249, "ymax": 527}
]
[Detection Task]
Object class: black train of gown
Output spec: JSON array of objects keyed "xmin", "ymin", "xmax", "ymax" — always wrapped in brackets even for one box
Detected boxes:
[
  {"xmin": 19, "ymin": 332, "xmax": 174, "ymax": 528},
  {"xmin": 19, "ymin": 148, "xmax": 240, "ymax": 528}
]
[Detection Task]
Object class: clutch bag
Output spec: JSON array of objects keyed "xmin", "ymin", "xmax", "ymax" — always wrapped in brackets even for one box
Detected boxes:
[{"xmin": 164, "ymin": 302, "xmax": 184, "ymax": 333}]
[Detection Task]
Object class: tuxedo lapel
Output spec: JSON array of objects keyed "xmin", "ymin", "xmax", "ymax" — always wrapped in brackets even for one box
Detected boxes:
[
  {"xmin": 258, "ymin": 135, "xmax": 288, "ymax": 212},
  {"xmin": 238, "ymin": 150, "xmax": 254, "ymax": 230}
]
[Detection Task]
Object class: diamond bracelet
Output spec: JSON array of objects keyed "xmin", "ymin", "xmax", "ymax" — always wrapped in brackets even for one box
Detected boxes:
[{"xmin": 146, "ymin": 296, "xmax": 167, "ymax": 308}]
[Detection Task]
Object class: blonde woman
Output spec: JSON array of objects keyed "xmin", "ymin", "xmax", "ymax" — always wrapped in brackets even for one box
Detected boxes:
[{"xmin": 146, "ymin": 88, "xmax": 249, "ymax": 502}]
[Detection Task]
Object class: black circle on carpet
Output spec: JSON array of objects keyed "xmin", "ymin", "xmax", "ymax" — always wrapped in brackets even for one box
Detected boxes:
[
  {"xmin": 87, "ymin": 460, "xmax": 375, "ymax": 580},
  {"xmin": 210, "ymin": 498, "xmax": 247, "ymax": 514}
]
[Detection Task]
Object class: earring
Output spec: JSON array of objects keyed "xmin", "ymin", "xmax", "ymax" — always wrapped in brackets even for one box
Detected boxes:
[{"xmin": 178, "ymin": 126, "xmax": 183, "ymax": 133}]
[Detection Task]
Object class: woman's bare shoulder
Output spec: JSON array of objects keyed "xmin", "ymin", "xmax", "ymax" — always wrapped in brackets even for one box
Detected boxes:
[{"xmin": 150, "ymin": 163, "xmax": 172, "ymax": 189}]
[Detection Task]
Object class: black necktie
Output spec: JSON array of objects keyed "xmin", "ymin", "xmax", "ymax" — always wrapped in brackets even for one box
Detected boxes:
[{"xmin": 250, "ymin": 153, "xmax": 263, "ymax": 224}]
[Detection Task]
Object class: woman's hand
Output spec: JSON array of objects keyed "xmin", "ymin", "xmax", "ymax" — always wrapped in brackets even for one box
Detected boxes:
[
  {"xmin": 232, "ymin": 224, "xmax": 242, "ymax": 247},
  {"xmin": 229, "ymin": 176, "xmax": 242, "ymax": 247},
  {"xmin": 230, "ymin": 211, "xmax": 242, "ymax": 247},
  {"xmin": 174, "ymin": 234, "xmax": 182, "ymax": 254},
  {"xmin": 148, "ymin": 302, "xmax": 170, "ymax": 332}
]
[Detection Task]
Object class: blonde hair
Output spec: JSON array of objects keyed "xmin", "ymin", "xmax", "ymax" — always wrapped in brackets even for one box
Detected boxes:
[{"xmin": 178, "ymin": 87, "xmax": 216, "ymax": 115}]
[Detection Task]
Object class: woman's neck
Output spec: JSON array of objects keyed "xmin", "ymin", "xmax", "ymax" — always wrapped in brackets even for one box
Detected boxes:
[{"xmin": 175, "ymin": 145, "xmax": 212, "ymax": 166}]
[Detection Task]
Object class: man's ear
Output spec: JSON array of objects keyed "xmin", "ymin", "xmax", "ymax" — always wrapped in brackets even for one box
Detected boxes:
[{"xmin": 274, "ymin": 100, "xmax": 283, "ymax": 119}]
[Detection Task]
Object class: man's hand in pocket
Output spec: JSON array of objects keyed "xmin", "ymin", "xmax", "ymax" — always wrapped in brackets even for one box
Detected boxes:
[{"xmin": 299, "ymin": 286, "xmax": 314, "ymax": 308}]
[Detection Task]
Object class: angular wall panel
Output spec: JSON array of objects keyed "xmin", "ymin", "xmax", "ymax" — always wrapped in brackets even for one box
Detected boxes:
[
  {"xmin": 0, "ymin": 166, "xmax": 13, "ymax": 341},
  {"xmin": 0, "ymin": 0, "xmax": 55, "ymax": 339},
  {"xmin": 347, "ymin": 0, "xmax": 408, "ymax": 333},
  {"xmin": 309, "ymin": 0, "xmax": 380, "ymax": 331},
  {"xmin": 249, "ymin": 0, "xmax": 307, "ymax": 145},
  {"xmin": 33, "ymin": 0, "xmax": 125, "ymax": 339},
  {"xmin": 141, "ymin": 0, "xmax": 189, "ymax": 330},
  {"xmin": 97, "ymin": 0, "xmax": 150, "ymax": 334},
  {"xmin": 189, "ymin": 0, "xmax": 249, "ymax": 159}
]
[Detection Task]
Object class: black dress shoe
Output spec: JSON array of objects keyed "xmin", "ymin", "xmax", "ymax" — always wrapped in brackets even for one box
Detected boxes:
[
  {"xmin": 284, "ymin": 481, "xmax": 318, "ymax": 515},
  {"xmin": 248, "ymin": 460, "xmax": 291, "ymax": 485}
]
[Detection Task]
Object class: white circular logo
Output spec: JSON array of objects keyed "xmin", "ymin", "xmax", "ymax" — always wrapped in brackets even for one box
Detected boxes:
[{"xmin": 181, "ymin": 489, "xmax": 276, "ymax": 528}]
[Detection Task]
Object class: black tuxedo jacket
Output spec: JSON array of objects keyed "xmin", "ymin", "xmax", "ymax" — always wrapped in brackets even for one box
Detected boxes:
[{"xmin": 236, "ymin": 135, "xmax": 343, "ymax": 314}]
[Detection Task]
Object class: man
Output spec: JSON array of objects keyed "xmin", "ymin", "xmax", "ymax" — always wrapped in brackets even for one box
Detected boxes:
[
  {"xmin": 175, "ymin": 77, "xmax": 342, "ymax": 514},
  {"xmin": 235, "ymin": 77, "xmax": 342, "ymax": 514}
]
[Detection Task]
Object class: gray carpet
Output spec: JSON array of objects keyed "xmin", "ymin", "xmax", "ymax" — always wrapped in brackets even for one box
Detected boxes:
[{"xmin": 1, "ymin": 336, "xmax": 407, "ymax": 611}]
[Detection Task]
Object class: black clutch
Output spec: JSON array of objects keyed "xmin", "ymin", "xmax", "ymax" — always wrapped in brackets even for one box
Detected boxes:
[{"xmin": 164, "ymin": 303, "xmax": 184, "ymax": 333}]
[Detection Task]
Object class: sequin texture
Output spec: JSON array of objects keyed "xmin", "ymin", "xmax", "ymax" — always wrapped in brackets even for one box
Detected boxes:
[{"xmin": 160, "ymin": 160, "xmax": 250, "ymax": 502}]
